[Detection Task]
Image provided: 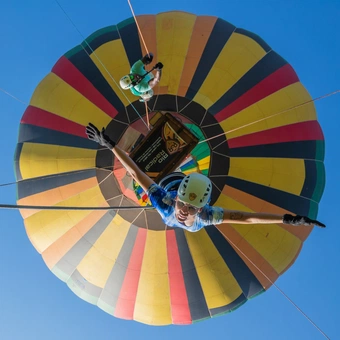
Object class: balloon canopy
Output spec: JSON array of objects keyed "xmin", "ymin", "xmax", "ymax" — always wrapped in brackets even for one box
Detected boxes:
[{"xmin": 14, "ymin": 11, "xmax": 325, "ymax": 325}]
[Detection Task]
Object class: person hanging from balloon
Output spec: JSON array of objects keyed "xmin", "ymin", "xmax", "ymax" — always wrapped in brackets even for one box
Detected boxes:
[
  {"xmin": 85, "ymin": 123, "xmax": 326, "ymax": 232},
  {"xmin": 119, "ymin": 52, "xmax": 163, "ymax": 102}
]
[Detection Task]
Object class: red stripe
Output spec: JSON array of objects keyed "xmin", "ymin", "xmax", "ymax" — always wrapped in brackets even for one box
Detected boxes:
[
  {"xmin": 228, "ymin": 120, "xmax": 324, "ymax": 148},
  {"xmin": 114, "ymin": 228, "xmax": 147, "ymax": 320},
  {"xmin": 166, "ymin": 230, "xmax": 192, "ymax": 325},
  {"xmin": 21, "ymin": 106, "xmax": 86, "ymax": 137},
  {"xmin": 52, "ymin": 56, "xmax": 118, "ymax": 119},
  {"xmin": 215, "ymin": 64, "xmax": 299, "ymax": 122}
]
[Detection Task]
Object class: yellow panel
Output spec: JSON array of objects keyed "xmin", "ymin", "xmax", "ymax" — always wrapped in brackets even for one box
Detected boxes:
[
  {"xmin": 228, "ymin": 157, "xmax": 305, "ymax": 195},
  {"xmin": 89, "ymin": 40, "xmax": 135, "ymax": 106},
  {"xmin": 186, "ymin": 230, "xmax": 242, "ymax": 308},
  {"xmin": 19, "ymin": 144, "xmax": 96, "ymax": 179},
  {"xmin": 215, "ymin": 193, "xmax": 302, "ymax": 274},
  {"xmin": 194, "ymin": 32, "xmax": 267, "ymax": 109},
  {"xmin": 134, "ymin": 230, "xmax": 171, "ymax": 325},
  {"xmin": 156, "ymin": 12, "xmax": 197, "ymax": 95},
  {"xmin": 24, "ymin": 186, "xmax": 105, "ymax": 252},
  {"xmin": 197, "ymin": 156, "xmax": 210, "ymax": 170},
  {"xmin": 77, "ymin": 214, "xmax": 131, "ymax": 287},
  {"xmin": 239, "ymin": 225, "xmax": 301, "ymax": 274},
  {"xmin": 222, "ymin": 83, "xmax": 317, "ymax": 139},
  {"xmin": 30, "ymin": 73, "xmax": 112, "ymax": 127}
]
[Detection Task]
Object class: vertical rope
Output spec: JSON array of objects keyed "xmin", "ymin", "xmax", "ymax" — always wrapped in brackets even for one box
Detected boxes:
[{"xmin": 126, "ymin": 0, "xmax": 149, "ymax": 55}]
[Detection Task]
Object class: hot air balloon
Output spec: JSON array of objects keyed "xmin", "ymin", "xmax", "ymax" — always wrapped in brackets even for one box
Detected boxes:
[{"xmin": 14, "ymin": 11, "xmax": 325, "ymax": 325}]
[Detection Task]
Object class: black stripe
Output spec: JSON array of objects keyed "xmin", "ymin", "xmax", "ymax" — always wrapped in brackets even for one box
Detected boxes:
[
  {"xmin": 100, "ymin": 225, "xmax": 139, "ymax": 312},
  {"xmin": 176, "ymin": 228, "xmax": 210, "ymax": 321},
  {"xmin": 67, "ymin": 50, "xmax": 125, "ymax": 113},
  {"xmin": 117, "ymin": 18, "xmax": 142, "ymax": 67},
  {"xmin": 229, "ymin": 141, "xmax": 320, "ymax": 159},
  {"xmin": 17, "ymin": 169, "xmax": 96, "ymax": 200},
  {"xmin": 17, "ymin": 124, "xmax": 97, "ymax": 149},
  {"xmin": 177, "ymin": 97, "xmax": 206, "ymax": 125},
  {"xmin": 206, "ymin": 226, "xmax": 263, "ymax": 298},
  {"xmin": 301, "ymin": 160, "xmax": 318, "ymax": 199},
  {"xmin": 186, "ymin": 18, "xmax": 235, "ymax": 100},
  {"xmin": 226, "ymin": 176, "xmax": 311, "ymax": 215},
  {"xmin": 209, "ymin": 51, "xmax": 288, "ymax": 115},
  {"xmin": 54, "ymin": 211, "xmax": 114, "ymax": 278},
  {"xmin": 153, "ymin": 95, "xmax": 178, "ymax": 113}
]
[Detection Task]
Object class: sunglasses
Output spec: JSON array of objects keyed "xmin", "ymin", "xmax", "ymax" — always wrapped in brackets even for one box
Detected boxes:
[{"xmin": 176, "ymin": 199, "xmax": 199, "ymax": 215}]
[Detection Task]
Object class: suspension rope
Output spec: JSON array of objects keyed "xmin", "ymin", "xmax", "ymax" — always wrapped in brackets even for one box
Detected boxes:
[
  {"xmin": 126, "ymin": 0, "xmax": 149, "ymax": 55},
  {"xmin": 53, "ymin": 0, "xmax": 149, "ymax": 130},
  {"xmin": 0, "ymin": 203, "xmax": 154, "ymax": 211},
  {"xmin": 199, "ymin": 89, "xmax": 340, "ymax": 144},
  {"xmin": 144, "ymin": 101, "xmax": 150, "ymax": 129},
  {"xmin": 0, "ymin": 88, "xmax": 27, "ymax": 105},
  {"xmin": 216, "ymin": 226, "xmax": 330, "ymax": 339}
]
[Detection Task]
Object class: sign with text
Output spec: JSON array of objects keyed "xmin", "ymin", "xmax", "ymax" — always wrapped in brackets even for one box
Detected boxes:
[{"xmin": 130, "ymin": 113, "xmax": 199, "ymax": 182}]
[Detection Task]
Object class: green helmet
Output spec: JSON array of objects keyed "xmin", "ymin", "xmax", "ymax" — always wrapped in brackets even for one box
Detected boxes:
[{"xmin": 177, "ymin": 173, "xmax": 212, "ymax": 208}]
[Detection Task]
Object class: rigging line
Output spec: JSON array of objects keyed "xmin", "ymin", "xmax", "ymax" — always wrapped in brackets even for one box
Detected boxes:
[
  {"xmin": 0, "ymin": 88, "xmax": 27, "ymax": 105},
  {"xmin": 216, "ymin": 227, "xmax": 330, "ymax": 339},
  {"xmin": 126, "ymin": 0, "xmax": 149, "ymax": 55},
  {"xmin": 0, "ymin": 167, "xmax": 115, "ymax": 188},
  {"xmin": 144, "ymin": 101, "xmax": 150, "ymax": 129},
  {"xmin": 0, "ymin": 203, "xmax": 154, "ymax": 211},
  {"xmin": 198, "ymin": 89, "xmax": 340, "ymax": 145},
  {"xmin": 53, "ymin": 0, "xmax": 149, "ymax": 130}
]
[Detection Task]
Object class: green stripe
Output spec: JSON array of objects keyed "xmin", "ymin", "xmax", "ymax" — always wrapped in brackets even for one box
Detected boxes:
[
  {"xmin": 308, "ymin": 200, "xmax": 319, "ymax": 219},
  {"xmin": 117, "ymin": 17, "xmax": 135, "ymax": 30},
  {"xmin": 315, "ymin": 140, "xmax": 325, "ymax": 161},
  {"xmin": 312, "ymin": 161, "xmax": 326, "ymax": 203},
  {"xmin": 64, "ymin": 25, "xmax": 118, "ymax": 59}
]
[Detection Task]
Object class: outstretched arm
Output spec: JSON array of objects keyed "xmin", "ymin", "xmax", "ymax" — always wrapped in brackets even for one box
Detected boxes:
[
  {"xmin": 110, "ymin": 144, "xmax": 154, "ymax": 192},
  {"xmin": 85, "ymin": 123, "xmax": 155, "ymax": 192},
  {"xmin": 222, "ymin": 209, "xmax": 326, "ymax": 228},
  {"xmin": 223, "ymin": 210, "xmax": 282, "ymax": 224}
]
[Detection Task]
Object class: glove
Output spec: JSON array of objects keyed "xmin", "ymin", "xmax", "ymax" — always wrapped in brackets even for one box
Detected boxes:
[
  {"xmin": 143, "ymin": 53, "xmax": 153, "ymax": 65},
  {"xmin": 154, "ymin": 62, "xmax": 163, "ymax": 70},
  {"xmin": 85, "ymin": 123, "xmax": 116, "ymax": 149},
  {"xmin": 283, "ymin": 214, "xmax": 326, "ymax": 228}
]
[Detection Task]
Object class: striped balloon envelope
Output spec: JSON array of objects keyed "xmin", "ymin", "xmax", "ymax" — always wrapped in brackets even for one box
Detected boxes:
[{"xmin": 14, "ymin": 11, "xmax": 325, "ymax": 325}]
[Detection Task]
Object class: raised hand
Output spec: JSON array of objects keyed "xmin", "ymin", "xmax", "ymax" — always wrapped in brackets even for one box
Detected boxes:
[{"xmin": 85, "ymin": 123, "xmax": 116, "ymax": 149}]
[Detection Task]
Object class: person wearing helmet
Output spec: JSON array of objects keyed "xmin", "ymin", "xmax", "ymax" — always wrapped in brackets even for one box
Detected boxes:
[
  {"xmin": 85, "ymin": 123, "xmax": 326, "ymax": 231},
  {"xmin": 119, "ymin": 52, "xmax": 163, "ymax": 102}
]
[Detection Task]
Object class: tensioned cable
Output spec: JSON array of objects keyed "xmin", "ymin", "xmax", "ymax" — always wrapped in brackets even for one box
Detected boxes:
[
  {"xmin": 216, "ymin": 226, "xmax": 330, "ymax": 339},
  {"xmin": 126, "ymin": 0, "xmax": 149, "ymax": 55},
  {"xmin": 198, "ymin": 89, "xmax": 340, "ymax": 144},
  {"xmin": 0, "ymin": 88, "xmax": 27, "ymax": 105},
  {"xmin": 53, "ymin": 0, "xmax": 149, "ymax": 130}
]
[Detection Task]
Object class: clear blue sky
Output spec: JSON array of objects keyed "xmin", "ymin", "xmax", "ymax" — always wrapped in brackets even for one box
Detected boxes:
[{"xmin": 0, "ymin": 1, "xmax": 339, "ymax": 339}]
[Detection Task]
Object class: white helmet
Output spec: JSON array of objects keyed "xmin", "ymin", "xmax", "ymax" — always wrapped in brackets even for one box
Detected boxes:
[
  {"xmin": 177, "ymin": 173, "xmax": 212, "ymax": 208},
  {"xmin": 119, "ymin": 74, "xmax": 134, "ymax": 89}
]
